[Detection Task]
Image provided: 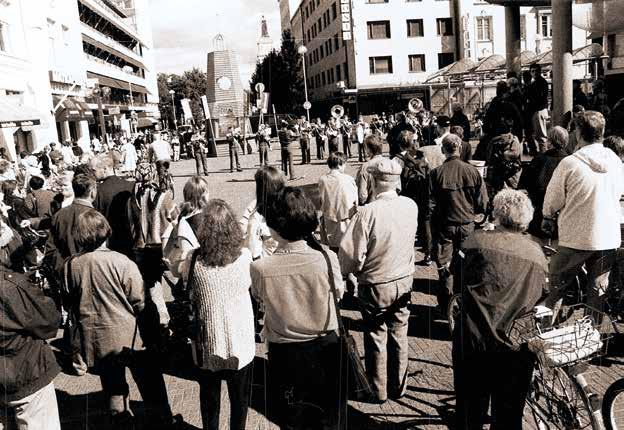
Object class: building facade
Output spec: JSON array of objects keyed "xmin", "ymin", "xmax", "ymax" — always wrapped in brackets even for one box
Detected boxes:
[
  {"xmin": 0, "ymin": 0, "xmax": 158, "ymax": 159},
  {"xmin": 287, "ymin": 0, "xmax": 589, "ymax": 116}
]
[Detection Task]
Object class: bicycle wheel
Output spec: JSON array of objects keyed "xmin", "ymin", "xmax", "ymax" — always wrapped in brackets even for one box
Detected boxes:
[
  {"xmin": 447, "ymin": 293, "xmax": 461, "ymax": 335},
  {"xmin": 603, "ymin": 378, "xmax": 624, "ymax": 430},
  {"xmin": 527, "ymin": 366, "xmax": 595, "ymax": 429}
]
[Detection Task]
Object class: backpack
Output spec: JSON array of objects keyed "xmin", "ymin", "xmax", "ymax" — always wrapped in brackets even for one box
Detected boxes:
[{"xmin": 395, "ymin": 153, "xmax": 430, "ymax": 206}]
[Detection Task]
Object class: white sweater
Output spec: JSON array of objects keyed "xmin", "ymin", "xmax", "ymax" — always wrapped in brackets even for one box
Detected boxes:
[{"xmin": 543, "ymin": 143, "xmax": 624, "ymax": 251}]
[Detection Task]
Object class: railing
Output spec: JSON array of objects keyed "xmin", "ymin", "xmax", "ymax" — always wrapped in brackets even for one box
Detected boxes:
[
  {"xmin": 79, "ymin": 0, "xmax": 140, "ymax": 42},
  {"xmin": 84, "ymin": 53, "xmax": 143, "ymax": 78},
  {"xmin": 81, "ymin": 23, "xmax": 143, "ymax": 61}
]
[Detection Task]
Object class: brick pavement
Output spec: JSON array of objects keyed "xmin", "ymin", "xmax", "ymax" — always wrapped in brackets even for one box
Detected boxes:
[{"xmin": 50, "ymin": 149, "xmax": 624, "ymax": 429}]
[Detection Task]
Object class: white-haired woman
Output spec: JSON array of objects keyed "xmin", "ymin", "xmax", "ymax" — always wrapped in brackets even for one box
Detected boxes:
[{"xmin": 452, "ymin": 189, "xmax": 547, "ymax": 430}]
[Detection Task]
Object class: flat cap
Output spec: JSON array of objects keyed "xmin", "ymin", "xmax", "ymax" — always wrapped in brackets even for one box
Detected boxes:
[
  {"xmin": 436, "ymin": 115, "xmax": 451, "ymax": 127},
  {"xmin": 367, "ymin": 158, "xmax": 402, "ymax": 182}
]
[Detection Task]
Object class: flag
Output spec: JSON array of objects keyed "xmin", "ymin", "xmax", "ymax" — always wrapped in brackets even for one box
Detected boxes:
[{"xmin": 180, "ymin": 98, "xmax": 193, "ymax": 121}]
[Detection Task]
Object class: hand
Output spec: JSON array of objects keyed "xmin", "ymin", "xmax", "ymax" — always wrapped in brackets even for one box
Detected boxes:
[
  {"xmin": 19, "ymin": 220, "xmax": 31, "ymax": 228},
  {"xmin": 541, "ymin": 218, "xmax": 555, "ymax": 236}
]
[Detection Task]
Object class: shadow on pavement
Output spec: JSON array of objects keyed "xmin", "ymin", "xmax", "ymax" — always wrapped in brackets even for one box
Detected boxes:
[{"xmin": 407, "ymin": 304, "xmax": 450, "ymax": 342}]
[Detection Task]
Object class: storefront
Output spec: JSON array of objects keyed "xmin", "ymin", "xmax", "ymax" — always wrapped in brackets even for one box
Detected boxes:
[
  {"xmin": 52, "ymin": 95, "xmax": 93, "ymax": 145},
  {"xmin": 0, "ymin": 96, "xmax": 45, "ymax": 160}
]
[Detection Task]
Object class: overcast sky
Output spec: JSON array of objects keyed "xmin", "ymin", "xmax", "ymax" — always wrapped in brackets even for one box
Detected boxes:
[{"xmin": 149, "ymin": 0, "xmax": 283, "ymax": 86}]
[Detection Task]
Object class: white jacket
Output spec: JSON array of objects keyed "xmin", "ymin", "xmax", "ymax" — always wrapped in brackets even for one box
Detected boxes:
[{"xmin": 543, "ymin": 143, "xmax": 624, "ymax": 250}]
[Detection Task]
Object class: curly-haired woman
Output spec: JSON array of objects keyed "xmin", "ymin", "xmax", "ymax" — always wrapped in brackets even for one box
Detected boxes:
[{"xmin": 185, "ymin": 199, "xmax": 255, "ymax": 430}]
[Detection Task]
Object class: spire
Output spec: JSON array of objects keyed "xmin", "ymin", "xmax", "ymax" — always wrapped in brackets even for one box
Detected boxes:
[{"xmin": 261, "ymin": 15, "xmax": 269, "ymax": 38}]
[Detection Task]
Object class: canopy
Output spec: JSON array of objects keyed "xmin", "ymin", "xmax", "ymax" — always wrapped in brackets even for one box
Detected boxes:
[
  {"xmin": 573, "ymin": 1, "xmax": 624, "ymax": 36},
  {"xmin": 425, "ymin": 58, "xmax": 476, "ymax": 82},
  {"xmin": 520, "ymin": 51, "xmax": 537, "ymax": 65},
  {"xmin": 52, "ymin": 96, "xmax": 94, "ymax": 121},
  {"xmin": 0, "ymin": 97, "xmax": 43, "ymax": 129},
  {"xmin": 86, "ymin": 72, "xmax": 151, "ymax": 95},
  {"xmin": 471, "ymin": 54, "xmax": 506, "ymax": 73},
  {"xmin": 532, "ymin": 43, "xmax": 603, "ymax": 66}
]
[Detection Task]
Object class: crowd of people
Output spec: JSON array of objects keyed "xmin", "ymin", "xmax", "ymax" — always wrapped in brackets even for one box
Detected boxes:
[{"xmin": 1, "ymin": 63, "xmax": 624, "ymax": 430}]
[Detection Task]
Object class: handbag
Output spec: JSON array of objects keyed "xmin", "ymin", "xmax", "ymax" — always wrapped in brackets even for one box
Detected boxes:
[{"xmin": 318, "ymin": 241, "xmax": 373, "ymax": 402}]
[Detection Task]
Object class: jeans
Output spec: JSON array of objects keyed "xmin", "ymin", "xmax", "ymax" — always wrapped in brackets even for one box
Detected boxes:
[
  {"xmin": 452, "ymin": 342, "xmax": 535, "ymax": 430},
  {"xmin": 280, "ymin": 145, "xmax": 295, "ymax": 179},
  {"xmin": 195, "ymin": 151, "xmax": 209, "ymax": 175},
  {"xmin": 258, "ymin": 143, "xmax": 269, "ymax": 166},
  {"xmin": 434, "ymin": 222, "xmax": 474, "ymax": 310},
  {"xmin": 267, "ymin": 332, "xmax": 342, "ymax": 429},
  {"xmin": 98, "ymin": 352, "xmax": 173, "ymax": 426},
  {"xmin": 531, "ymin": 109, "xmax": 549, "ymax": 153},
  {"xmin": 300, "ymin": 137, "xmax": 311, "ymax": 164},
  {"xmin": 229, "ymin": 144, "xmax": 241, "ymax": 171},
  {"xmin": 359, "ymin": 276, "xmax": 412, "ymax": 401},
  {"xmin": 547, "ymin": 246, "xmax": 617, "ymax": 311},
  {"xmin": 198, "ymin": 362, "xmax": 252, "ymax": 430},
  {"xmin": 0, "ymin": 382, "xmax": 60, "ymax": 430}
]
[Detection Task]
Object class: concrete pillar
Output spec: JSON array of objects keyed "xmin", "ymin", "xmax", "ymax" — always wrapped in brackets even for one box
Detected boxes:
[
  {"xmin": 452, "ymin": 0, "xmax": 464, "ymax": 60},
  {"xmin": 552, "ymin": 0, "xmax": 573, "ymax": 127},
  {"xmin": 60, "ymin": 121, "xmax": 71, "ymax": 142},
  {"xmin": 505, "ymin": 5, "xmax": 521, "ymax": 77}
]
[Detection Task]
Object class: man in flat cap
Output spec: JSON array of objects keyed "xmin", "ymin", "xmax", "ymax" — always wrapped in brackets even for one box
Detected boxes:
[
  {"xmin": 420, "ymin": 116, "xmax": 451, "ymax": 170},
  {"xmin": 429, "ymin": 134, "xmax": 488, "ymax": 314},
  {"xmin": 339, "ymin": 158, "xmax": 418, "ymax": 404}
]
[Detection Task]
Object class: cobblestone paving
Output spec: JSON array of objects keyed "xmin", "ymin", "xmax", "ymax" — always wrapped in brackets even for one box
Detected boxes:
[{"xmin": 52, "ymin": 147, "xmax": 624, "ymax": 429}]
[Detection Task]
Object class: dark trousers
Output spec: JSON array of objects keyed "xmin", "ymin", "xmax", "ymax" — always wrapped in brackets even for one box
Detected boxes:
[
  {"xmin": 316, "ymin": 136, "xmax": 325, "ymax": 160},
  {"xmin": 229, "ymin": 144, "xmax": 241, "ymax": 171},
  {"xmin": 300, "ymin": 138, "xmax": 311, "ymax": 164},
  {"xmin": 433, "ymin": 222, "xmax": 474, "ymax": 310},
  {"xmin": 342, "ymin": 137, "xmax": 352, "ymax": 157},
  {"xmin": 198, "ymin": 362, "xmax": 253, "ymax": 430},
  {"xmin": 452, "ymin": 340, "xmax": 535, "ymax": 430},
  {"xmin": 358, "ymin": 142, "xmax": 368, "ymax": 162},
  {"xmin": 328, "ymin": 136, "xmax": 340, "ymax": 154},
  {"xmin": 267, "ymin": 332, "xmax": 342, "ymax": 429},
  {"xmin": 195, "ymin": 151, "xmax": 209, "ymax": 176},
  {"xmin": 417, "ymin": 211, "xmax": 432, "ymax": 257},
  {"xmin": 258, "ymin": 143, "xmax": 269, "ymax": 166},
  {"xmin": 98, "ymin": 352, "xmax": 172, "ymax": 426},
  {"xmin": 280, "ymin": 146, "xmax": 295, "ymax": 179}
]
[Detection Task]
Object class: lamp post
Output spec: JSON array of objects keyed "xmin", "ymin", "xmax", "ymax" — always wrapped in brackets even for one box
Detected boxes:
[
  {"xmin": 169, "ymin": 89, "xmax": 177, "ymax": 130},
  {"xmin": 298, "ymin": 44, "xmax": 310, "ymax": 122},
  {"xmin": 122, "ymin": 65, "xmax": 134, "ymax": 107}
]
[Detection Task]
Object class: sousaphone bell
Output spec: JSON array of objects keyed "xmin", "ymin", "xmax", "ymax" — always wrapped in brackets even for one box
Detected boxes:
[{"xmin": 331, "ymin": 105, "xmax": 345, "ymax": 119}]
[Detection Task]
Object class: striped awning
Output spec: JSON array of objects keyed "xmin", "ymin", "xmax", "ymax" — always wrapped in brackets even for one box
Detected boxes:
[{"xmin": 53, "ymin": 96, "xmax": 94, "ymax": 121}]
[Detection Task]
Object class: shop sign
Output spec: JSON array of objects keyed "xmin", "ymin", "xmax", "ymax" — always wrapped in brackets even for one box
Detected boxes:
[
  {"xmin": 0, "ymin": 119, "xmax": 41, "ymax": 128},
  {"xmin": 340, "ymin": 0, "xmax": 352, "ymax": 41}
]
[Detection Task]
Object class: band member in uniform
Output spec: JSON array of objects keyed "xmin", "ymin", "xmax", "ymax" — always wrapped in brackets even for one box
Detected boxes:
[
  {"xmin": 226, "ymin": 126, "xmax": 243, "ymax": 173},
  {"xmin": 256, "ymin": 124, "xmax": 271, "ymax": 166},
  {"xmin": 312, "ymin": 118, "xmax": 326, "ymax": 160},
  {"xmin": 341, "ymin": 118, "xmax": 352, "ymax": 158},
  {"xmin": 300, "ymin": 118, "xmax": 312, "ymax": 165},
  {"xmin": 191, "ymin": 134, "xmax": 209, "ymax": 176},
  {"xmin": 277, "ymin": 121, "xmax": 296, "ymax": 180},
  {"xmin": 327, "ymin": 118, "xmax": 341, "ymax": 155}
]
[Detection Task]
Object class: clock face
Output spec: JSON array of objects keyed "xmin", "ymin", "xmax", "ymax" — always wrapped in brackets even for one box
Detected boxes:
[{"xmin": 217, "ymin": 76, "xmax": 232, "ymax": 91}]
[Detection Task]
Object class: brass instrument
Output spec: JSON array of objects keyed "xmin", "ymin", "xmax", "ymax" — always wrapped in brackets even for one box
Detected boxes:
[{"xmin": 331, "ymin": 104, "xmax": 345, "ymax": 119}]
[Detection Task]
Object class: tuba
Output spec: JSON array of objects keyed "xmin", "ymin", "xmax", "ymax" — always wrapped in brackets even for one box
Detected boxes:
[
  {"xmin": 407, "ymin": 98, "xmax": 424, "ymax": 114},
  {"xmin": 331, "ymin": 105, "xmax": 345, "ymax": 119}
]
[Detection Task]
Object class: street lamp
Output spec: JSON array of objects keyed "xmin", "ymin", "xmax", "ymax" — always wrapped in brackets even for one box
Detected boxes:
[
  {"xmin": 122, "ymin": 65, "xmax": 134, "ymax": 108},
  {"xmin": 169, "ymin": 89, "xmax": 177, "ymax": 130},
  {"xmin": 298, "ymin": 44, "xmax": 310, "ymax": 122}
]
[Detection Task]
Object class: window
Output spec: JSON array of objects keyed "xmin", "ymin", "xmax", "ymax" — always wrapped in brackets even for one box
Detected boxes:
[
  {"xmin": 476, "ymin": 16, "xmax": 492, "ymax": 41},
  {"xmin": 0, "ymin": 21, "xmax": 8, "ymax": 52},
  {"xmin": 436, "ymin": 18, "xmax": 453, "ymax": 36},
  {"xmin": 369, "ymin": 56, "xmax": 393, "ymax": 74},
  {"xmin": 307, "ymin": 29, "xmax": 311, "ymax": 42},
  {"xmin": 520, "ymin": 15, "xmax": 526, "ymax": 40},
  {"xmin": 407, "ymin": 19, "xmax": 424, "ymax": 37},
  {"xmin": 438, "ymin": 52, "xmax": 455, "ymax": 68},
  {"xmin": 332, "ymin": 2, "xmax": 337, "ymax": 20},
  {"xmin": 318, "ymin": 17, "xmax": 322, "ymax": 32},
  {"xmin": 327, "ymin": 40, "xmax": 333, "ymax": 54},
  {"xmin": 541, "ymin": 14, "xmax": 552, "ymax": 38},
  {"xmin": 336, "ymin": 64, "xmax": 342, "ymax": 81},
  {"xmin": 409, "ymin": 54, "xmax": 426, "ymax": 72},
  {"xmin": 334, "ymin": 34, "xmax": 339, "ymax": 50},
  {"xmin": 329, "ymin": 68, "xmax": 335, "ymax": 83},
  {"xmin": 322, "ymin": 71, "xmax": 326, "ymax": 86},
  {"xmin": 367, "ymin": 21, "xmax": 391, "ymax": 39}
]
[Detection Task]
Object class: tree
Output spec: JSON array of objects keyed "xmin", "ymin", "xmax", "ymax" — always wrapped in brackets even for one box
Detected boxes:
[
  {"xmin": 250, "ymin": 30, "xmax": 304, "ymax": 116},
  {"xmin": 157, "ymin": 69, "xmax": 208, "ymax": 128}
]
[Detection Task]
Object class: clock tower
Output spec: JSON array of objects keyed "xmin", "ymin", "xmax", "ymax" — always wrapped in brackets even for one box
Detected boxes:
[{"xmin": 206, "ymin": 34, "xmax": 247, "ymax": 138}]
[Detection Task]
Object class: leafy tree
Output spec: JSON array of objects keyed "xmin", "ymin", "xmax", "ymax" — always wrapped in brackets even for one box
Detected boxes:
[
  {"xmin": 157, "ymin": 69, "xmax": 207, "ymax": 128},
  {"xmin": 250, "ymin": 30, "xmax": 304, "ymax": 115}
]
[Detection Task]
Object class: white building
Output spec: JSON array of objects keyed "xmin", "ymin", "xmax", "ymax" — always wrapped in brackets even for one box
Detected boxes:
[
  {"xmin": 286, "ymin": 0, "xmax": 590, "ymax": 116},
  {"xmin": 0, "ymin": 0, "xmax": 158, "ymax": 159}
]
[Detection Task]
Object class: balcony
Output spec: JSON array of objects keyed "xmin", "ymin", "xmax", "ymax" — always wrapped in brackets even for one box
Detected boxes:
[
  {"xmin": 84, "ymin": 53, "xmax": 143, "ymax": 78},
  {"xmin": 81, "ymin": 23, "xmax": 144, "ymax": 65},
  {"xmin": 84, "ymin": 55, "xmax": 147, "ymax": 87},
  {"xmin": 78, "ymin": 0, "xmax": 141, "ymax": 43}
]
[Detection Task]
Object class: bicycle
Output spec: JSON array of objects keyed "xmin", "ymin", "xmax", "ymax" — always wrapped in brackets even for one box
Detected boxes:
[{"xmin": 510, "ymin": 304, "xmax": 612, "ymax": 430}]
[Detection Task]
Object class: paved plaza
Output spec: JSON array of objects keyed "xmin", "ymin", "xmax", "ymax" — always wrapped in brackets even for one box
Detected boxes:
[{"xmin": 52, "ymin": 147, "xmax": 624, "ymax": 429}]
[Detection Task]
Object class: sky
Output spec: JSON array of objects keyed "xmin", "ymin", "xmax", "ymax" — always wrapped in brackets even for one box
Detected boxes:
[{"xmin": 149, "ymin": 0, "xmax": 284, "ymax": 86}]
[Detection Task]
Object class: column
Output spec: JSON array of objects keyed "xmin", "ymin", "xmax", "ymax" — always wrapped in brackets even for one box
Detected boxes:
[
  {"xmin": 60, "ymin": 121, "xmax": 71, "ymax": 142},
  {"xmin": 552, "ymin": 0, "xmax": 573, "ymax": 126},
  {"xmin": 505, "ymin": 5, "xmax": 521, "ymax": 77}
]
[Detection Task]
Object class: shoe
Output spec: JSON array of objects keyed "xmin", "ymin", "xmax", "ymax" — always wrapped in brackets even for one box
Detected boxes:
[
  {"xmin": 363, "ymin": 394, "xmax": 387, "ymax": 405},
  {"xmin": 230, "ymin": 169, "xmax": 234, "ymax": 173},
  {"xmin": 422, "ymin": 254, "xmax": 433, "ymax": 266},
  {"xmin": 237, "ymin": 168, "xmax": 243, "ymax": 172}
]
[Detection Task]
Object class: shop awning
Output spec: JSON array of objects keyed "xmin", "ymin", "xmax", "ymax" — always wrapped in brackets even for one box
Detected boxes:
[
  {"xmin": 532, "ymin": 43, "xmax": 604, "ymax": 66},
  {"xmin": 471, "ymin": 54, "xmax": 506, "ymax": 73},
  {"xmin": 0, "ymin": 97, "xmax": 42, "ymax": 128},
  {"xmin": 53, "ymin": 95, "xmax": 94, "ymax": 121},
  {"xmin": 86, "ymin": 72, "xmax": 151, "ymax": 95}
]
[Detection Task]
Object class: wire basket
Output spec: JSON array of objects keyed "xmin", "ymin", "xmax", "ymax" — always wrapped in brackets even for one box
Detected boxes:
[{"xmin": 508, "ymin": 304, "xmax": 611, "ymax": 368}]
